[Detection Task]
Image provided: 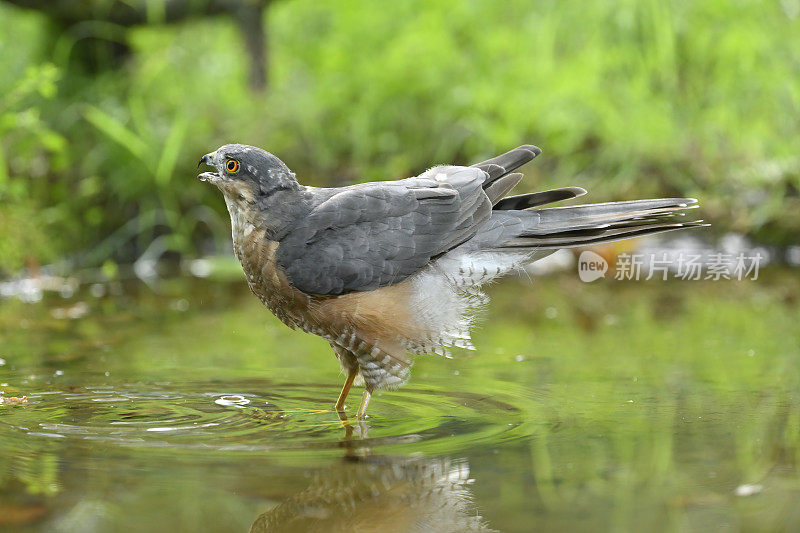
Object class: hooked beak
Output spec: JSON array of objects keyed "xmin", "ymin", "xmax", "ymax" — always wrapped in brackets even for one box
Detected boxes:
[
  {"xmin": 197, "ymin": 151, "xmax": 218, "ymax": 182},
  {"xmin": 197, "ymin": 150, "xmax": 216, "ymax": 168}
]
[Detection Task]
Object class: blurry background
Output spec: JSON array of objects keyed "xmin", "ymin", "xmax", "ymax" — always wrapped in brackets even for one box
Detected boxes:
[
  {"xmin": 2, "ymin": 2, "xmax": 800, "ymax": 532},
  {"xmin": 1, "ymin": 0, "xmax": 798, "ymax": 275}
]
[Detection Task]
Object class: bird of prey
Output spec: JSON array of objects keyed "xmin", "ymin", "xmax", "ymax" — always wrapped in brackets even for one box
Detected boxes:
[{"xmin": 198, "ymin": 144, "xmax": 701, "ymax": 419}]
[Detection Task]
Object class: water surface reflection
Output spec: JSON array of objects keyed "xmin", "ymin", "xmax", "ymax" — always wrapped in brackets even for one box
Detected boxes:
[
  {"xmin": 251, "ymin": 447, "xmax": 494, "ymax": 532},
  {"xmin": 1, "ymin": 275, "xmax": 799, "ymax": 531}
]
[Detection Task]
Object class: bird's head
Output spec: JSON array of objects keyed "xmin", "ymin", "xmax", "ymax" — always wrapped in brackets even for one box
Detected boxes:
[{"xmin": 197, "ymin": 144, "xmax": 299, "ymax": 205}]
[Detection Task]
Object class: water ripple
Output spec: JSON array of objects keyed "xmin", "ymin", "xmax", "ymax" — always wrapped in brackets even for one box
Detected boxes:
[{"xmin": 0, "ymin": 380, "xmax": 540, "ymax": 455}]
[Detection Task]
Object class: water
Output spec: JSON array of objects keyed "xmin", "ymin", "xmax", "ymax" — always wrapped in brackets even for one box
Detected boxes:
[{"xmin": 1, "ymin": 272, "xmax": 799, "ymax": 532}]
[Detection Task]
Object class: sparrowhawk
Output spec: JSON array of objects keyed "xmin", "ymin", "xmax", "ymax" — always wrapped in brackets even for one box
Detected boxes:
[{"xmin": 198, "ymin": 144, "xmax": 701, "ymax": 419}]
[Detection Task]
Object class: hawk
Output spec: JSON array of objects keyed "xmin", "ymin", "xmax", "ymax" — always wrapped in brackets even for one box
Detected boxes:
[{"xmin": 198, "ymin": 144, "xmax": 700, "ymax": 418}]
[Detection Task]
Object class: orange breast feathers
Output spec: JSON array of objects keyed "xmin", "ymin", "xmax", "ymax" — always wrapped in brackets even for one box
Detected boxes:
[{"xmin": 238, "ymin": 232, "xmax": 420, "ymax": 359}]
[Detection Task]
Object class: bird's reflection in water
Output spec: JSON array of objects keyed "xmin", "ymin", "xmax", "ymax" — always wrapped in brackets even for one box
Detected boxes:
[{"xmin": 250, "ymin": 415, "xmax": 496, "ymax": 533}]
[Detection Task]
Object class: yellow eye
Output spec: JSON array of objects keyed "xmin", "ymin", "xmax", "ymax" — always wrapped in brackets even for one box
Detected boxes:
[{"xmin": 225, "ymin": 159, "xmax": 240, "ymax": 173}]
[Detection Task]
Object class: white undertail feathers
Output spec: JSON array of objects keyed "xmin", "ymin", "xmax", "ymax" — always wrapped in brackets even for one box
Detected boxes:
[{"xmin": 405, "ymin": 249, "xmax": 532, "ymax": 357}]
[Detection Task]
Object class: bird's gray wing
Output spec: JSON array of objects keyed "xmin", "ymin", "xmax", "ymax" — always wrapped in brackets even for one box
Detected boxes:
[{"xmin": 276, "ymin": 166, "xmax": 492, "ymax": 295}]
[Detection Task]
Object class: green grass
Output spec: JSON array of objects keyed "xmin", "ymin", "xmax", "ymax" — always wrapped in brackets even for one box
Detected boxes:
[{"xmin": 1, "ymin": 0, "xmax": 799, "ymax": 273}]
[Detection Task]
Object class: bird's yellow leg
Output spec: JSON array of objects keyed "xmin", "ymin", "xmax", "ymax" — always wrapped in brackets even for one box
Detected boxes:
[
  {"xmin": 356, "ymin": 386, "xmax": 373, "ymax": 420},
  {"xmin": 335, "ymin": 369, "xmax": 357, "ymax": 412}
]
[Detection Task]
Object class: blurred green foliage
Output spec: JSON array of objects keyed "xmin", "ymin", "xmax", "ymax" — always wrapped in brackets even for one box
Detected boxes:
[{"xmin": 1, "ymin": 0, "xmax": 799, "ymax": 274}]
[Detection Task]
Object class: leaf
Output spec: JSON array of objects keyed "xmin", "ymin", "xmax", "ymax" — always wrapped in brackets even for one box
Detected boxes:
[
  {"xmin": 83, "ymin": 105, "xmax": 152, "ymax": 170},
  {"xmin": 155, "ymin": 114, "xmax": 188, "ymax": 186}
]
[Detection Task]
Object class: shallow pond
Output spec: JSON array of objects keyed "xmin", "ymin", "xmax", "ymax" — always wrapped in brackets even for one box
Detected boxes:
[{"xmin": 1, "ymin": 270, "xmax": 799, "ymax": 532}]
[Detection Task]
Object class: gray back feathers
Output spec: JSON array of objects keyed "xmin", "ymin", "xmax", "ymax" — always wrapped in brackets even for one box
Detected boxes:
[
  {"xmin": 276, "ymin": 167, "xmax": 492, "ymax": 295},
  {"xmin": 230, "ymin": 144, "xmax": 704, "ymax": 296}
]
